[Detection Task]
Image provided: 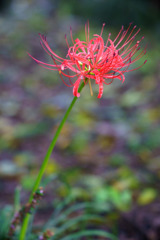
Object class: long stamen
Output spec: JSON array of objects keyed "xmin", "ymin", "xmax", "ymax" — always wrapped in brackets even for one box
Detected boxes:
[
  {"xmin": 51, "ymin": 56, "xmax": 74, "ymax": 87},
  {"xmin": 113, "ymin": 25, "xmax": 124, "ymax": 43},
  {"xmin": 89, "ymin": 78, "xmax": 93, "ymax": 96},
  {"xmin": 87, "ymin": 20, "xmax": 90, "ymax": 43},
  {"xmin": 65, "ymin": 34, "xmax": 70, "ymax": 48},
  {"xmin": 70, "ymin": 27, "xmax": 75, "ymax": 45},
  {"xmin": 100, "ymin": 23, "xmax": 105, "ymax": 36}
]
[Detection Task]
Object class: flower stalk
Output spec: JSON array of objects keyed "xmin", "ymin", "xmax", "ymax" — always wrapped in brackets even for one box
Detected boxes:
[{"xmin": 19, "ymin": 81, "xmax": 85, "ymax": 240}]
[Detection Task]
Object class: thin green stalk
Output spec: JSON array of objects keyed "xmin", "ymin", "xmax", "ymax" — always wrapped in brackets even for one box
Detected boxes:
[{"xmin": 19, "ymin": 82, "xmax": 85, "ymax": 240}]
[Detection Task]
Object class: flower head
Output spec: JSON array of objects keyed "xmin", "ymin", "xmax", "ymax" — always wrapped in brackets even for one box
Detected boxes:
[{"xmin": 28, "ymin": 22, "xmax": 147, "ymax": 98}]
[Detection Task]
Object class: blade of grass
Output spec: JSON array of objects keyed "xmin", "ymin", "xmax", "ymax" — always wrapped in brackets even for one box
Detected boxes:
[
  {"xmin": 45, "ymin": 202, "xmax": 109, "ymax": 229},
  {"xmin": 60, "ymin": 230, "xmax": 118, "ymax": 240},
  {"xmin": 51, "ymin": 214, "xmax": 103, "ymax": 238}
]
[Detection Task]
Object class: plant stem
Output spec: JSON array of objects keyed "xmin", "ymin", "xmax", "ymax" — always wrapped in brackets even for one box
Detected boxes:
[{"xmin": 19, "ymin": 82, "xmax": 85, "ymax": 240}]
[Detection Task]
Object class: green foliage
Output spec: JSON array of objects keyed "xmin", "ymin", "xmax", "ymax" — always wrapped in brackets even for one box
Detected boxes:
[
  {"xmin": 0, "ymin": 176, "xmax": 118, "ymax": 240},
  {"xmin": 41, "ymin": 194, "xmax": 117, "ymax": 240}
]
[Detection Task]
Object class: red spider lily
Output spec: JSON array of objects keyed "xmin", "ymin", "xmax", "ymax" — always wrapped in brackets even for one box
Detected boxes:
[{"xmin": 28, "ymin": 22, "xmax": 147, "ymax": 98}]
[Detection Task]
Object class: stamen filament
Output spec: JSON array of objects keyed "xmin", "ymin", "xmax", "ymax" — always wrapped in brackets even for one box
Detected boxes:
[{"xmin": 89, "ymin": 78, "xmax": 93, "ymax": 96}]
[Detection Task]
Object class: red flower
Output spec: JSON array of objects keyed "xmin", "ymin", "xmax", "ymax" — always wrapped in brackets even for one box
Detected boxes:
[{"xmin": 28, "ymin": 22, "xmax": 147, "ymax": 98}]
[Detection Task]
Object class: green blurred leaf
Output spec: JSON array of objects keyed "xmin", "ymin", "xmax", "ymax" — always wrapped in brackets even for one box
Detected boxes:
[
  {"xmin": 137, "ymin": 188, "xmax": 157, "ymax": 205},
  {"xmin": 21, "ymin": 174, "xmax": 37, "ymax": 190},
  {"xmin": 13, "ymin": 122, "xmax": 49, "ymax": 139},
  {"xmin": 94, "ymin": 186, "xmax": 132, "ymax": 211}
]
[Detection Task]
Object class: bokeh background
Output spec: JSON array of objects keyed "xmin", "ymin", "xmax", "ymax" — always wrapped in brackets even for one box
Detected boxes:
[{"xmin": 0, "ymin": 0, "xmax": 160, "ymax": 239}]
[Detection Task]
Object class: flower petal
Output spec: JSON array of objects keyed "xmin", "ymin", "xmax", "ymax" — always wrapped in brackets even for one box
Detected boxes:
[{"xmin": 73, "ymin": 76, "xmax": 82, "ymax": 97}]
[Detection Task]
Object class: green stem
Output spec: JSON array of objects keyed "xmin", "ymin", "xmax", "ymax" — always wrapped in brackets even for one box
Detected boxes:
[{"xmin": 19, "ymin": 82, "xmax": 85, "ymax": 240}]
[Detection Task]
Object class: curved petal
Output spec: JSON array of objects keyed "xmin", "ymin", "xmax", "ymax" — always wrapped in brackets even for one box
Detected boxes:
[
  {"xmin": 97, "ymin": 82, "xmax": 103, "ymax": 98},
  {"xmin": 73, "ymin": 76, "xmax": 83, "ymax": 97}
]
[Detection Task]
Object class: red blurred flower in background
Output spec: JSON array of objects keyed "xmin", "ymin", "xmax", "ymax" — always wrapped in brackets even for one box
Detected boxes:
[{"xmin": 28, "ymin": 22, "xmax": 147, "ymax": 98}]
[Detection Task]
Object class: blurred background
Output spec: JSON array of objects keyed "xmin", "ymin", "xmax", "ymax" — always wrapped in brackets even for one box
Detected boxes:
[{"xmin": 0, "ymin": 0, "xmax": 160, "ymax": 239}]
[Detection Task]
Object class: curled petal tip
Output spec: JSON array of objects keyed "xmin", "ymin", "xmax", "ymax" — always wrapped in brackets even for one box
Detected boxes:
[{"xmin": 73, "ymin": 91, "xmax": 80, "ymax": 97}]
